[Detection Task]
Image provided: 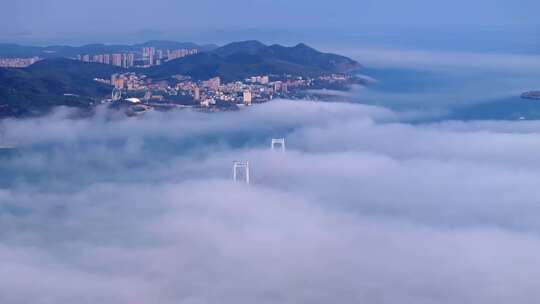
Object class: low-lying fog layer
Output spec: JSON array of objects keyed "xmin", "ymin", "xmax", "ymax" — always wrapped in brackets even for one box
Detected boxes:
[{"xmin": 1, "ymin": 100, "xmax": 540, "ymax": 303}]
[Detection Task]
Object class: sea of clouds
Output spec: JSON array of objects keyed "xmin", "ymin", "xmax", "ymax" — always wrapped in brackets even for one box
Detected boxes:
[{"xmin": 1, "ymin": 99, "xmax": 540, "ymax": 303}]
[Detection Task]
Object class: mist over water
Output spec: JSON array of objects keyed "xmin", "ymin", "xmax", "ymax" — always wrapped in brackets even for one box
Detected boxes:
[
  {"xmin": 2, "ymin": 100, "xmax": 540, "ymax": 303},
  {"xmin": 350, "ymin": 65, "xmax": 540, "ymax": 120},
  {"xmin": 315, "ymin": 28, "xmax": 540, "ymax": 120}
]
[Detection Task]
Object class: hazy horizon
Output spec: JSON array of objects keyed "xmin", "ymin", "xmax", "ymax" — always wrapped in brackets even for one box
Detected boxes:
[{"xmin": 3, "ymin": 0, "xmax": 540, "ymax": 49}]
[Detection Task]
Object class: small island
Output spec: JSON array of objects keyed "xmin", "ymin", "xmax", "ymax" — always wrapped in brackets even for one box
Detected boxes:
[{"xmin": 521, "ymin": 91, "xmax": 540, "ymax": 100}]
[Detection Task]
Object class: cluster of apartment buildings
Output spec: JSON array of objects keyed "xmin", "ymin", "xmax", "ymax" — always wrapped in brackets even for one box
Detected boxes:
[
  {"xmin": 96, "ymin": 69, "xmax": 356, "ymax": 114},
  {"xmin": 79, "ymin": 53, "xmax": 135, "ymax": 68},
  {"xmin": 0, "ymin": 57, "xmax": 42, "ymax": 68},
  {"xmin": 169, "ymin": 75, "xmax": 295, "ymax": 107},
  {"xmin": 110, "ymin": 73, "xmax": 148, "ymax": 90},
  {"xmin": 76, "ymin": 47, "xmax": 198, "ymax": 68},
  {"xmin": 142, "ymin": 47, "xmax": 198, "ymax": 65},
  {"xmin": 98, "ymin": 71, "xmax": 301, "ymax": 109},
  {"xmin": 167, "ymin": 49, "xmax": 198, "ymax": 60}
]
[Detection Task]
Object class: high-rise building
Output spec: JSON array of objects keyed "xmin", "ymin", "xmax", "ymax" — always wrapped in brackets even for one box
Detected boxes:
[
  {"xmin": 82, "ymin": 54, "xmax": 90, "ymax": 62},
  {"xmin": 149, "ymin": 48, "xmax": 154, "ymax": 66},
  {"xmin": 142, "ymin": 47, "xmax": 151, "ymax": 57},
  {"xmin": 126, "ymin": 53, "xmax": 134, "ymax": 68},
  {"xmin": 121, "ymin": 54, "xmax": 128, "ymax": 68},
  {"xmin": 143, "ymin": 47, "xmax": 156, "ymax": 66},
  {"xmin": 92, "ymin": 54, "xmax": 104, "ymax": 64},
  {"xmin": 166, "ymin": 49, "xmax": 198, "ymax": 61},
  {"xmin": 243, "ymin": 90, "xmax": 252, "ymax": 106},
  {"xmin": 193, "ymin": 87, "xmax": 200, "ymax": 100},
  {"xmin": 103, "ymin": 54, "xmax": 111, "ymax": 65},
  {"xmin": 273, "ymin": 81, "xmax": 282, "ymax": 92},
  {"xmin": 111, "ymin": 54, "xmax": 122, "ymax": 67},
  {"xmin": 0, "ymin": 57, "xmax": 42, "ymax": 68}
]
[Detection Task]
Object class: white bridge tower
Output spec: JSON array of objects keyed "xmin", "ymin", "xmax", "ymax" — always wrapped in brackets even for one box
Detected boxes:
[
  {"xmin": 112, "ymin": 88, "xmax": 122, "ymax": 101},
  {"xmin": 271, "ymin": 138, "xmax": 286, "ymax": 152},
  {"xmin": 233, "ymin": 161, "xmax": 250, "ymax": 184}
]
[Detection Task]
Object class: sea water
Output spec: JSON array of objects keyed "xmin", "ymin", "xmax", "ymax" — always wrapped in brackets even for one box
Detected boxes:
[
  {"xmin": 331, "ymin": 28, "xmax": 540, "ymax": 121},
  {"xmin": 354, "ymin": 66, "xmax": 540, "ymax": 121}
]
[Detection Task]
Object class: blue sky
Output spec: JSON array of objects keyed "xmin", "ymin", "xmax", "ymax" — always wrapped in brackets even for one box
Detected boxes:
[{"xmin": 2, "ymin": 0, "xmax": 540, "ymax": 44}]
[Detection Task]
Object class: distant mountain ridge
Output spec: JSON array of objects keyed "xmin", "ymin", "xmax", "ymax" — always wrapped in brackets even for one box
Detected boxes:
[
  {"xmin": 211, "ymin": 40, "xmax": 268, "ymax": 57},
  {"xmin": 146, "ymin": 40, "xmax": 361, "ymax": 81},
  {"xmin": 0, "ymin": 41, "xmax": 218, "ymax": 58}
]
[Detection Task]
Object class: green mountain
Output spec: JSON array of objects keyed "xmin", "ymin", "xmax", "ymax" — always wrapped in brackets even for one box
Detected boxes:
[
  {"xmin": 212, "ymin": 40, "xmax": 268, "ymax": 57},
  {"xmin": 0, "ymin": 58, "xmax": 119, "ymax": 117},
  {"xmin": 146, "ymin": 41, "xmax": 361, "ymax": 81}
]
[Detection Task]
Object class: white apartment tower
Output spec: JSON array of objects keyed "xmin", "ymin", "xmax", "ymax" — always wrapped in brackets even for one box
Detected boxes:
[{"xmin": 243, "ymin": 90, "xmax": 252, "ymax": 106}]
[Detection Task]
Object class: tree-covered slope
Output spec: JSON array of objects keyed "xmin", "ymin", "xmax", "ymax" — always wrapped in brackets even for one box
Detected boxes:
[
  {"xmin": 0, "ymin": 59, "xmax": 119, "ymax": 117},
  {"xmin": 146, "ymin": 41, "xmax": 361, "ymax": 81}
]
